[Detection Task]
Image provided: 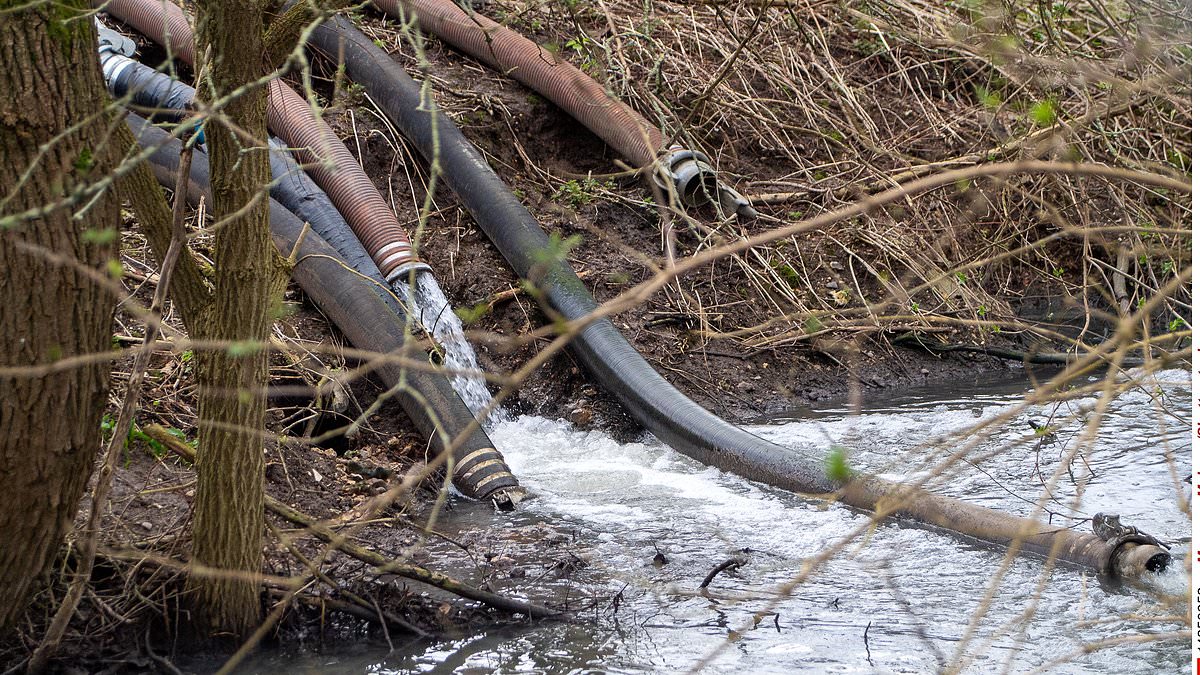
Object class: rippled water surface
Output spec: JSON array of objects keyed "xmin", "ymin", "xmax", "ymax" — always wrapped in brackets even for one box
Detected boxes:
[{"xmin": 248, "ymin": 368, "xmax": 1190, "ymax": 673}]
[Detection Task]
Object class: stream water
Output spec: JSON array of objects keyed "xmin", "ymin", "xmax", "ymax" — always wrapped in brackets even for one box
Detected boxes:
[{"xmin": 246, "ymin": 367, "xmax": 1189, "ymax": 673}]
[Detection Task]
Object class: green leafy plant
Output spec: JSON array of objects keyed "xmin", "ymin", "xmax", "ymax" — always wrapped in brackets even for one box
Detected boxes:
[
  {"xmin": 101, "ymin": 415, "xmax": 192, "ymax": 458},
  {"xmin": 824, "ymin": 447, "xmax": 853, "ymax": 482},
  {"xmin": 455, "ymin": 302, "xmax": 492, "ymax": 325},
  {"xmin": 975, "ymin": 85, "xmax": 1002, "ymax": 109},
  {"xmin": 1029, "ymin": 98, "xmax": 1057, "ymax": 127},
  {"xmin": 553, "ymin": 177, "xmax": 613, "ymax": 207}
]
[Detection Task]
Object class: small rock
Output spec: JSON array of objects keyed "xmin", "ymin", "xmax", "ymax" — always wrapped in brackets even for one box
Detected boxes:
[
  {"xmin": 387, "ymin": 437, "xmax": 401, "ymax": 448},
  {"xmin": 567, "ymin": 407, "xmax": 592, "ymax": 426},
  {"xmin": 369, "ymin": 478, "xmax": 388, "ymax": 495},
  {"xmin": 140, "ymin": 521, "xmax": 154, "ymax": 531},
  {"xmin": 829, "ymin": 261, "xmax": 844, "ymax": 270},
  {"xmin": 920, "ymin": 368, "xmax": 930, "ymax": 375},
  {"xmin": 736, "ymin": 381, "xmax": 754, "ymax": 393},
  {"xmin": 311, "ymin": 468, "xmax": 323, "ymax": 483},
  {"xmin": 825, "ymin": 280, "xmax": 840, "ymax": 289},
  {"xmin": 347, "ymin": 461, "xmax": 390, "ymax": 480}
]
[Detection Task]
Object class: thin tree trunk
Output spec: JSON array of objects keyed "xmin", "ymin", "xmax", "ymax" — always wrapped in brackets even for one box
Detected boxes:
[
  {"xmin": 0, "ymin": 3, "xmax": 118, "ymax": 632},
  {"xmin": 187, "ymin": 0, "xmax": 288, "ymax": 639}
]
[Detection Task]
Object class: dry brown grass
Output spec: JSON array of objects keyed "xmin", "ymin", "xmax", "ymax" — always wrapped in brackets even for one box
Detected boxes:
[{"xmin": 463, "ymin": 0, "xmax": 1191, "ymax": 356}]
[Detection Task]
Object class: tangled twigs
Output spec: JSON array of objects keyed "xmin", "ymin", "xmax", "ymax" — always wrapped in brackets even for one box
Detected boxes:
[
  {"xmin": 28, "ymin": 132, "xmax": 197, "ymax": 674},
  {"xmin": 266, "ymin": 498, "xmax": 564, "ymax": 619},
  {"xmin": 141, "ymin": 426, "xmax": 564, "ymax": 621}
]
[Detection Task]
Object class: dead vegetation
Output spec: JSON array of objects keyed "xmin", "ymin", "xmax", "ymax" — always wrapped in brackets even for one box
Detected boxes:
[{"xmin": 389, "ymin": 0, "xmax": 1189, "ymax": 362}]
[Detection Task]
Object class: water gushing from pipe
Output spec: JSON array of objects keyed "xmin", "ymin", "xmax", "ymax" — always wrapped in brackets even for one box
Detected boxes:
[{"xmin": 393, "ymin": 271, "xmax": 504, "ymax": 425}]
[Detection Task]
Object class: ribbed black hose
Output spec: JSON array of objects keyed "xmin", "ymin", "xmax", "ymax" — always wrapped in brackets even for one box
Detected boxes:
[
  {"xmin": 126, "ymin": 115, "xmax": 522, "ymax": 504},
  {"xmin": 310, "ymin": 18, "xmax": 838, "ymax": 496},
  {"xmin": 103, "ymin": 53, "xmax": 193, "ymax": 121},
  {"xmin": 102, "ymin": 57, "xmax": 400, "ymax": 311},
  {"xmin": 305, "ymin": 19, "xmax": 1172, "ymax": 577}
]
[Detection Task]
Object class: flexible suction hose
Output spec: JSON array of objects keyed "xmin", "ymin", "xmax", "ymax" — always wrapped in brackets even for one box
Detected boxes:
[
  {"xmin": 310, "ymin": 18, "xmax": 1169, "ymax": 578},
  {"xmin": 103, "ymin": 0, "xmax": 426, "ymax": 281},
  {"xmin": 101, "ymin": 49, "xmax": 193, "ymax": 119},
  {"xmin": 126, "ymin": 115, "xmax": 522, "ymax": 505},
  {"xmin": 381, "ymin": 0, "xmax": 661, "ymax": 164},
  {"xmin": 373, "ymin": 0, "xmax": 754, "ymax": 215}
]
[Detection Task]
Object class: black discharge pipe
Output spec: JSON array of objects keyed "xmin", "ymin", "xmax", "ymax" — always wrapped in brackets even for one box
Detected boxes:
[
  {"xmin": 126, "ymin": 115, "xmax": 523, "ymax": 506},
  {"xmin": 307, "ymin": 18, "xmax": 1170, "ymax": 578},
  {"xmin": 102, "ymin": 50, "xmax": 193, "ymax": 121}
]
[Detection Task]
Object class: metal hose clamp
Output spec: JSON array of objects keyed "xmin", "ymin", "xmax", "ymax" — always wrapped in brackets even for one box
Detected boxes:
[
  {"xmin": 653, "ymin": 147, "xmax": 757, "ymax": 218},
  {"xmin": 384, "ymin": 260, "xmax": 433, "ymax": 282}
]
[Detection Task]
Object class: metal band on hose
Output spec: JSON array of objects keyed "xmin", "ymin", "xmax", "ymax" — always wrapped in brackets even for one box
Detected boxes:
[{"xmin": 450, "ymin": 447, "xmax": 521, "ymax": 502}]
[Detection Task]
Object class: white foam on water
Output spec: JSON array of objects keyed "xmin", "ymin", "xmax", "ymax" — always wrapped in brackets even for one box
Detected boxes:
[{"xmin": 478, "ymin": 371, "xmax": 1189, "ymax": 673}]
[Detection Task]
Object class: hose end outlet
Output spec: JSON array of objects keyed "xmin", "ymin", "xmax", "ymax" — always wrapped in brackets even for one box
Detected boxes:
[
  {"xmin": 655, "ymin": 148, "xmax": 719, "ymax": 207},
  {"xmin": 1093, "ymin": 512, "xmax": 1171, "ymax": 577},
  {"xmin": 452, "ymin": 447, "xmax": 524, "ymax": 506},
  {"xmin": 654, "ymin": 147, "xmax": 758, "ymax": 219},
  {"xmin": 488, "ymin": 486, "xmax": 528, "ymax": 512}
]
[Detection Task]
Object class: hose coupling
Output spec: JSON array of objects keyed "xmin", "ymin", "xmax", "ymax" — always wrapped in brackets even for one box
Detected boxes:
[
  {"xmin": 451, "ymin": 447, "xmax": 525, "ymax": 510},
  {"xmin": 380, "ymin": 255, "xmax": 432, "ymax": 283},
  {"xmin": 654, "ymin": 147, "xmax": 758, "ymax": 218}
]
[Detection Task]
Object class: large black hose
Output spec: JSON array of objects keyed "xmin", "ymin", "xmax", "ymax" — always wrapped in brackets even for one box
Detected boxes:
[
  {"xmin": 311, "ymin": 17, "xmax": 837, "ymax": 493},
  {"xmin": 307, "ymin": 18, "xmax": 1170, "ymax": 578},
  {"xmin": 126, "ymin": 115, "xmax": 523, "ymax": 505},
  {"xmin": 101, "ymin": 49, "xmax": 193, "ymax": 121}
]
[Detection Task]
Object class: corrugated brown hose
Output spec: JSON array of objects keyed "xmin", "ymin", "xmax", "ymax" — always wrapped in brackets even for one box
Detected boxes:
[
  {"xmin": 374, "ymin": 0, "xmax": 756, "ymax": 216},
  {"xmin": 104, "ymin": 0, "xmax": 425, "ymax": 281}
]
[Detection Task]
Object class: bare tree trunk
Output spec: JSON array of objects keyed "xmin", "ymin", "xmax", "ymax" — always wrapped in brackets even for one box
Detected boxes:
[
  {"xmin": 186, "ymin": 0, "xmax": 289, "ymax": 639},
  {"xmin": 0, "ymin": 3, "xmax": 118, "ymax": 632}
]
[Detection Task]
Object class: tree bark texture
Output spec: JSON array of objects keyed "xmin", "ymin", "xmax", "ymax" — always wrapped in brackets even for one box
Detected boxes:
[
  {"xmin": 0, "ymin": 3, "xmax": 118, "ymax": 632},
  {"xmin": 187, "ymin": 0, "xmax": 288, "ymax": 639}
]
